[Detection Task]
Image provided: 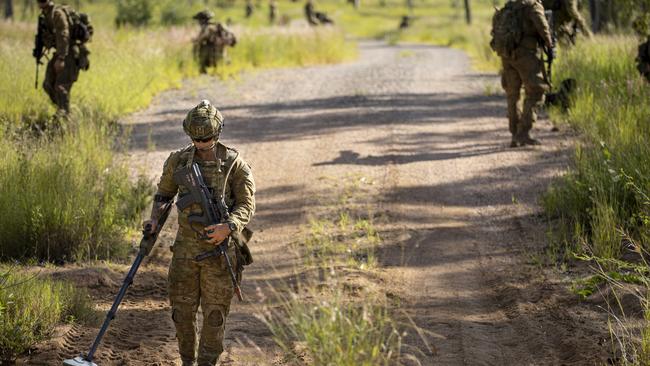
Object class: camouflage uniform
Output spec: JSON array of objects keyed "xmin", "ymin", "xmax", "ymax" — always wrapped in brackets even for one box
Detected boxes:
[
  {"xmin": 542, "ymin": 0, "xmax": 592, "ymax": 44},
  {"xmin": 305, "ymin": 0, "xmax": 317, "ymax": 25},
  {"xmin": 193, "ymin": 12, "xmax": 237, "ymax": 74},
  {"xmin": 637, "ymin": 37, "xmax": 650, "ymax": 83},
  {"xmin": 39, "ymin": 2, "xmax": 82, "ymax": 114},
  {"xmin": 269, "ymin": 0, "xmax": 277, "ymax": 24},
  {"xmin": 154, "ymin": 102, "xmax": 255, "ymax": 366},
  {"xmin": 500, "ymin": 0, "xmax": 553, "ymax": 146}
]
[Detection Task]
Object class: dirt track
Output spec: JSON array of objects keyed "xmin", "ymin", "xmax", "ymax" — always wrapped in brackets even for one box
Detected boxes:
[{"xmin": 22, "ymin": 41, "xmax": 611, "ymax": 365}]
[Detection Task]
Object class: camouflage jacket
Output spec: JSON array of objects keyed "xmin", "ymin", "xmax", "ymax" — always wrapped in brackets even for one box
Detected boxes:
[
  {"xmin": 195, "ymin": 23, "xmax": 236, "ymax": 49},
  {"xmin": 544, "ymin": 0, "xmax": 590, "ymax": 38},
  {"xmin": 518, "ymin": 0, "xmax": 553, "ymax": 51},
  {"xmin": 156, "ymin": 142, "xmax": 256, "ymax": 250},
  {"xmin": 40, "ymin": 3, "xmax": 70, "ymax": 58}
]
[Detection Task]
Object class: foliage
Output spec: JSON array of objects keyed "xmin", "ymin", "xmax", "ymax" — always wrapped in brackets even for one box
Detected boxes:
[
  {"xmin": 542, "ymin": 36, "xmax": 650, "ymax": 260},
  {"xmin": 263, "ymin": 290, "xmax": 402, "ymax": 366},
  {"xmin": 0, "ymin": 268, "xmax": 94, "ymax": 361},
  {"xmin": 115, "ymin": 0, "xmax": 153, "ymax": 28}
]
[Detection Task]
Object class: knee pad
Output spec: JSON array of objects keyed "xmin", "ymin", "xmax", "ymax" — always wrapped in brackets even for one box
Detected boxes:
[{"xmin": 205, "ymin": 308, "xmax": 225, "ymax": 329}]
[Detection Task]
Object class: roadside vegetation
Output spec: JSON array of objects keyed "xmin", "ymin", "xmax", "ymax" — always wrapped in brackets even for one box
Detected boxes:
[
  {"xmin": 263, "ymin": 175, "xmax": 406, "ymax": 365},
  {"xmin": 0, "ymin": 267, "xmax": 95, "ymax": 362}
]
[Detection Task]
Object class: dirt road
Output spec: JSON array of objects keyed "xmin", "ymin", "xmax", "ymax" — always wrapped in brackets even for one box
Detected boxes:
[{"xmin": 24, "ymin": 41, "xmax": 610, "ymax": 365}]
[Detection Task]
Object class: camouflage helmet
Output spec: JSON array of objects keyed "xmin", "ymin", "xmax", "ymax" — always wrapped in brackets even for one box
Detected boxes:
[
  {"xmin": 183, "ymin": 100, "xmax": 224, "ymax": 141},
  {"xmin": 193, "ymin": 10, "xmax": 214, "ymax": 22}
]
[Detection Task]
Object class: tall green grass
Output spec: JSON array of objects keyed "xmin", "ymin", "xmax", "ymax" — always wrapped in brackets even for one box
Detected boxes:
[
  {"xmin": 0, "ymin": 268, "xmax": 95, "ymax": 361},
  {"xmin": 264, "ymin": 289, "xmax": 402, "ymax": 366},
  {"xmin": 542, "ymin": 36, "xmax": 650, "ymax": 260}
]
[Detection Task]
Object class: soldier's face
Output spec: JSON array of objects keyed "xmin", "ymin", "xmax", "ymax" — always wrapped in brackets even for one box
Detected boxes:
[{"xmin": 193, "ymin": 137, "xmax": 215, "ymax": 151}]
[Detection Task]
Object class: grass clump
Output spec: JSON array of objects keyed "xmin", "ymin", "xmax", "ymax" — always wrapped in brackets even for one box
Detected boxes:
[
  {"xmin": 0, "ymin": 122, "xmax": 152, "ymax": 262},
  {"xmin": 0, "ymin": 268, "xmax": 95, "ymax": 361},
  {"xmin": 542, "ymin": 35, "xmax": 650, "ymax": 261},
  {"xmin": 264, "ymin": 289, "xmax": 402, "ymax": 366},
  {"xmin": 263, "ymin": 175, "xmax": 403, "ymax": 365}
]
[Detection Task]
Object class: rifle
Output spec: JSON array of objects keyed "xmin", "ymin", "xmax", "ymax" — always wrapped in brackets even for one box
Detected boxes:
[
  {"xmin": 63, "ymin": 201, "xmax": 173, "ymax": 366},
  {"xmin": 173, "ymin": 162, "xmax": 244, "ymax": 302},
  {"xmin": 32, "ymin": 14, "xmax": 46, "ymax": 89},
  {"xmin": 544, "ymin": 10, "xmax": 557, "ymax": 86}
]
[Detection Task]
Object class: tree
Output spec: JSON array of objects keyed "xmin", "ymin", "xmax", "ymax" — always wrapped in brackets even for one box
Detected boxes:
[{"xmin": 464, "ymin": 0, "xmax": 471, "ymax": 24}]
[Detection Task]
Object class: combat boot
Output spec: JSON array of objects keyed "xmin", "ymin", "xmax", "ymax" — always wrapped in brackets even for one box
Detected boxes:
[{"xmin": 180, "ymin": 358, "xmax": 196, "ymax": 366}]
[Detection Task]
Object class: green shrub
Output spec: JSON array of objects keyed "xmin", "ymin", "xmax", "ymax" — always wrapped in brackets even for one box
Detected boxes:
[
  {"xmin": 115, "ymin": 0, "xmax": 152, "ymax": 28},
  {"xmin": 0, "ymin": 121, "xmax": 153, "ymax": 262},
  {"xmin": 264, "ymin": 289, "xmax": 402, "ymax": 366},
  {"xmin": 543, "ymin": 36, "xmax": 650, "ymax": 259},
  {"xmin": 160, "ymin": 1, "xmax": 192, "ymax": 26},
  {"xmin": 0, "ymin": 269, "xmax": 94, "ymax": 361}
]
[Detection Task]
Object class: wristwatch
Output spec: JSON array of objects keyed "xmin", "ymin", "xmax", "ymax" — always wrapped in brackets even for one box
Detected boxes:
[{"xmin": 227, "ymin": 222, "xmax": 237, "ymax": 232}]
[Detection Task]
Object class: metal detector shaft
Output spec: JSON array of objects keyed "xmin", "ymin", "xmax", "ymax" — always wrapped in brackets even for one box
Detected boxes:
[
  {"xmin": 84, "ymin": 253, "xmax": 145, "ymax": 361},
  {"xmin": 66, "ymin": 201, "xmax": 173, "ymax": 365}
]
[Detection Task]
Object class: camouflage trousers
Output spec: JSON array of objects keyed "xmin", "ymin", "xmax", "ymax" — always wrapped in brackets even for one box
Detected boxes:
[
  {"xmin": 500, "ymin": 47, "xmax": 549, "ymax": 141},
  {"xmin": 43, "ymin": 52, "xmax": 80, "ymax": 114},
  {"xmin": 168, "ymin": 243, "xmax": 239, "ymax": 366},
  {"xmin": 197, "ymin": 45, "xmax": 226, "ymax": 74}
]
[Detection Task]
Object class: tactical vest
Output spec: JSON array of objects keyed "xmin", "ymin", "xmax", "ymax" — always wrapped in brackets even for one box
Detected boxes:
[{"xmin": 170, "ymin": 143, "xmax": 253, "ymax": 267}]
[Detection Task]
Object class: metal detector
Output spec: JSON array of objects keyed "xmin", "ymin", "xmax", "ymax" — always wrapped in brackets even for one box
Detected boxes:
[{"xmin": 63, "ymin": 202, "xmax": 173, "ymax": 366}]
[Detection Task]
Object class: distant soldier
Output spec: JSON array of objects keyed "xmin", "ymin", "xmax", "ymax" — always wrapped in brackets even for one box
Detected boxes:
[
  {"xmin": 491, "ymin": 0, "xmax": 553, "ymax": 147},
  {"xmin": 305, "ymin": 0, "xmax": 317, "ymax": 25},
  {"xmin": 269, "ymin": 0, "xmax": 277, "ymax": 24},
  {"xmin": 193, "ymin": 10, "xmax": 237, "ymax": 74},
  {"xmin": 542, "ymin": 0, "xmax": 592, "ymax": 44},
  {"xmin": 245, "ymin": 0, "xmax": 254, "ymax": 18},
  {"xmin": 399, "ymin": 15, "xmax": 412, "ymax": 29},
  {"xmin": 34, "ymin": 0, "xmax": 92, "ymax": 116},
  {"xmin": 634, "ymin": 15, "xmax": 650, "ymax": 83}
]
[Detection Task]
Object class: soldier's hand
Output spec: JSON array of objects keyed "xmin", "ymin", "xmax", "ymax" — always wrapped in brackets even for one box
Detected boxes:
[
  {"xmin": 204, "ymin": 223, "xmax": 232, "ymax": 245},
  {"xmin": 54, "ymin": 58, "xmax": 65, "ymax": 73}
]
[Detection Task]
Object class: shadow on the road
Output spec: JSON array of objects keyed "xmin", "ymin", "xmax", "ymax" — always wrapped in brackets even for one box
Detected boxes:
[{"xmin": 129, "ymin": 92, "xmax": 503, "ymax": 153}]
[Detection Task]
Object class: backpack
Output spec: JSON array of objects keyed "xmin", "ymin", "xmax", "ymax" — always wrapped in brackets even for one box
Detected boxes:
[
  {"xmin": 59, "ymin": 5, "xmax": 94, "ymax": 43},
  {"xmin": 490, "ymin": 1, "xmax": 527, "ymax": 58}
]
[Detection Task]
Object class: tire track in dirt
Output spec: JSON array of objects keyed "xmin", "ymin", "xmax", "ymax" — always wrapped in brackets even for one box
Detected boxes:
[{"xmin": 22, "ymin": 41, "xmax": 610, "ymax": 365}]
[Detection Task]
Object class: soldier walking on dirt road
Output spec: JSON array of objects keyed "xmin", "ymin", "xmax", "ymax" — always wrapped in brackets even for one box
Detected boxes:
[
  {"xmin": 145, "ymin": 100, "xmax": 255, "ymax": 366},
  {"xmin": 491, "ymin": 0, "xmax": 553, "ymax": 147}
]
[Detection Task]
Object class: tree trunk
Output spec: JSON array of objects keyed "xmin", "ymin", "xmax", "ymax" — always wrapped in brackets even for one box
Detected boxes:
[
  {"xmin": 464, "ymin": 0, "xmax": 471, "ymax": 25},
  {"xmin": 4, "ymin": 0, "xmax": 14, "ymax": 20}
]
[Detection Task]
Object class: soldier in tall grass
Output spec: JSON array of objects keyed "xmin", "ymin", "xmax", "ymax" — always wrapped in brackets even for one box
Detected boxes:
[{"xmin": 34, "ymin": 0, "xmax": 91, "ymax": 117}]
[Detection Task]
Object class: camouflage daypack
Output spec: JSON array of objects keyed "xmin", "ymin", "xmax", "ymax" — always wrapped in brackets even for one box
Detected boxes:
[
  {"xmin": 59, "ymin": 5, "xmax": 94, "ymax": 43},
  {"xmin": 490, "ymin": 1, "xmax": 527, "ymax": 58}
]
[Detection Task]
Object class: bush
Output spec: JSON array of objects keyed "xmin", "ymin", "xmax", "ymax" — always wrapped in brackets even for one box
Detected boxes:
[
  {"xmin": 543, "ymin": 36, "xmax": 650, "ymax": 259},
  {"xmin": 0, "ymin": 121, "xmax": 153, "ymax": 262},
  {"xmin": 160, "ymin": 1, "xmax": 192, "ymax": 26},
  {"xmin": 115, "ymin": 0, "xmax": 152, "ymax": 28},
  {"xmin": 0, "ymin": 268, "xmax": 94, "ymax": 361}
]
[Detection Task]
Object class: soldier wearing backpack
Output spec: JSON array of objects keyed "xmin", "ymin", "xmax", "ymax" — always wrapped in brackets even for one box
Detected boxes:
[
  {"xmin": 491, "ymin": 0, "xmax": 553, "ymax": 147},
  {"xmin": 193, "ymin": 10, "xmax": 237, "ymax": 74},
  {"xmin": 34, "ymin": 0, "xmax": 92, "ymax": 117}
]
